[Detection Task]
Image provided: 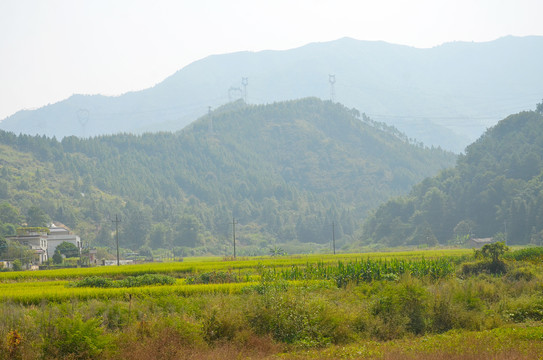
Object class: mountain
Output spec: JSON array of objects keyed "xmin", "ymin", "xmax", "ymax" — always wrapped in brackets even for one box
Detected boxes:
[
  {"xmin": 2, "ymin": 36, "xmax": 543, "ymax": 152},
  {"xmin": 360, "ymin": 109, "xmax": 543, "ymax": 247},
  {"xmin": 0, "ymin": 98, "xmax": 455, "ymax": 254}
]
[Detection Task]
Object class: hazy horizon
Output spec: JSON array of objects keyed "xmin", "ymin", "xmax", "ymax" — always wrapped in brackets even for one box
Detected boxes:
[{"xmin": 2, "ymin": 0, "xmax": 543, "ymax": 121}]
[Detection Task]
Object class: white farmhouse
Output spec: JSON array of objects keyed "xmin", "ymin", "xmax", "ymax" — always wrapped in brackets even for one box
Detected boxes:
[
  {"xmin": 6, "ymin": 228, "xmax": 48, "ymax": 265},
  {"xmin": 47, "ymin": 224, "xmax": 82, "ymax": 259}
]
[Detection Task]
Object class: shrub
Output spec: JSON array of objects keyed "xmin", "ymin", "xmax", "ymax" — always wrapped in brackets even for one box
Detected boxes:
[
  {"xmin": 202, "ymin": 306, "xmax": 247, "ymax": 343},
  {"xmin": 463, "ymin": 241, "xmax": 509, "ymax": 276},
  {"xmin": 460, "ymin": 259, "xmax": 507, "ymax": 276},
  {"xmin": 506, "ymin": 296, "xmax": 543, "ymax": 322},
  {"xmin": 68, "ymin": 274, "xmax": 176, "ymax": 288},
  {"xmin": 475, "ymin": 242, "xmax": 509, "ymax": 263},
  {"xmin": 70, "ymin": 276, "xmax": 114, "ymax": 288},
  {"xmin": 52, "ymin": 250, "xmax": 63, "ymax": 265},
  {"xmin": 99, "ymin": 301, "xmax": 130, "ymax": 330},
  {"xmin": 504, "ymin": 246, "xmax": 543, "ymax": 262},
  {"xmin": 42, "ymin": 315, "xmax": 111, "ymax": 360},
  {"xmin": 185, "ymin": 271, "xmax": 240, "ymax": 285},
  {"xmin": 117, "ymin": 274, "xmax": 176, "ymax": 287},
  {"xmin": 249, "ymin": 287, "xmax": 348, "ymax": 347},
  {"xmin": 431, "ymin": 292, "xmax": 456, "ymax": 332},
  {"xmin": 505, "ymin": 264, "xmax": 537, "ymax": 282},
  {"xmin": 12, "ymin": 260, "xmax": 22, "ymax": 272},
  {"xmin": 369, "ymin": 277, "xmax": 430, "ymax": 340}
]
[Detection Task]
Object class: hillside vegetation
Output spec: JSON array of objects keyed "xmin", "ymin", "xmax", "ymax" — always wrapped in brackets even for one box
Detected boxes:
[
  {"xmin": 0, "ymin": 98, "xmax": 454, "ymax": 253},
  {"xmin": 361, "ymin": 110, "xmax": 543, "ymax": 246}
]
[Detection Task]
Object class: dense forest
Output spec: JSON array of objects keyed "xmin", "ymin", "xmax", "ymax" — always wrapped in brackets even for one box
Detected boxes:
[
  {"xmin": 0, "ymin": 98, "xmax": 454, "ymax": 255},
  {"xmin": 361, "ymin": 109, "xmax": 543, "ymax": 247}
]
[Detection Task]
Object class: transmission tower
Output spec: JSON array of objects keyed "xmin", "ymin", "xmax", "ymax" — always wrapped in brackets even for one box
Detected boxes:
[
  {"xmin": 329, "ymin": 74, "xmax": 336, "ymax": 102},
  {"xmin": 228, "ymin": 87, "xmax": 243, "ymax": 102},
  {"xmin": 241, "ymin": 77, "xmax": 248, "ymax": 103}
]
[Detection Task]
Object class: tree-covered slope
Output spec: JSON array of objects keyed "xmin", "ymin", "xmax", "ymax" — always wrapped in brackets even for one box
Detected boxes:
[
  {"xmin": 361, "ymin": 110, "xmax": 543, "ymax": 246},
  {"xmin": 0, "ymin": 98, "xmax": 455, "ymax": 253}
]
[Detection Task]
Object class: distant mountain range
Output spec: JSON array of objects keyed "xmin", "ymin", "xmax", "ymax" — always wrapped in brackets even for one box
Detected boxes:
[{"xmin": 2, "ymin": 36, "xmax": 543, "ymax": 152}]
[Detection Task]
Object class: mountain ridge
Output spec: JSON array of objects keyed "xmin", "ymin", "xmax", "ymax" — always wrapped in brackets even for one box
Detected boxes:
[{"xmin": 2, "ymin": 36, "xmax": 543, "ymax": 152}]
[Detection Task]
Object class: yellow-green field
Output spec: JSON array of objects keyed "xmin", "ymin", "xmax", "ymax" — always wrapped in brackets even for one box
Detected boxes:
[
  {"xmin": 1, "ymin": 247, "xmax": 542, "ymax": 360},
  {"xmin": 0, "ymin": 249, "xmax": 470, "ymax": 303},
  {"xmin": 0, "ymin": 248, "xmax": 472, "ymax": 281}
]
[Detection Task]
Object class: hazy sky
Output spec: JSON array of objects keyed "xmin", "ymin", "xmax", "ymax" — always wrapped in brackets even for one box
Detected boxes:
[{"xmin": 1, "ymin": 0, "xmax": 543, "ymax": 120}]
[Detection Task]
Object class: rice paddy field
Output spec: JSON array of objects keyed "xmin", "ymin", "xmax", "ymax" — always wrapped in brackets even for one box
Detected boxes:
[{"xmin": 1, "ymin": 247, "xmax": 543, "ymax": 359}]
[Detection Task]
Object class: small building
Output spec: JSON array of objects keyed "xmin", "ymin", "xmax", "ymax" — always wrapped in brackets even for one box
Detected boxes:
[
  {"xmin": 88, "ymin": 249, "xmax": 98, "ymax": 265},
  {"xmin": 102, "ymin": 259, "xmax": 134, "ymax": 266},
  {"xmin": 47, "ymin": 224, "xmax": 82, "ymax": 259},
  {"xmin": 469, "ymin": 237, "xmax": 494, "ymax": 248},
  {"xmin": 7, "ymin": 228, "xmax": 49, "ymax": 265}
]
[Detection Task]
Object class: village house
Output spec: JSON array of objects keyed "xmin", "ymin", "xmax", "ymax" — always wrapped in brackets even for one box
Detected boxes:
[
  {"xmin": 469, "ymin": 237, "xmax": 495, "ymax": 248},
  {"xmin": 6, "ymin": 227, "xmax": 49, "ymax": 265},
  {"xmin": 6, "ymin": 224, "xmax": 81, "ymax": 266},
  {"xmin": 46, "ymin": 224, "xmax": 82, "ymax": 259}
]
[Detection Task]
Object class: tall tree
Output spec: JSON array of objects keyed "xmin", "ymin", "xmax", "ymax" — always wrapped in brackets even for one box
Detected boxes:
[
  {"xmin": 55, "ymin": 241, "xmax": 80, "ymax": 258},
  {"xmin": 122, "ymin": 202, "xmax": 151, "ymax": 250},
  {"xmin": 26, "ymin": 206, "xmax": 50, "ymax": 227},
  {"xmin": 0, "ymin": 237, "xmax": 7, "ymax": 257},
  {"xmin": 0, "ymin": 202, "xmax": 21, "ymax": 224}
]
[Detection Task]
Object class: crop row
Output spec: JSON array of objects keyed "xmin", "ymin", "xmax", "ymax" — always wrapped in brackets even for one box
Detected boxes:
[
  {"xmin": 261, "ymin": 257, "xmax": 458, "ymax": 286},
  {"xmin": 0, "ymin": 280, "xmax": 259, "ymax": 304},
  {"xmin": 0, "ymin": 249, "xmax": 472, "ymax": 282}
]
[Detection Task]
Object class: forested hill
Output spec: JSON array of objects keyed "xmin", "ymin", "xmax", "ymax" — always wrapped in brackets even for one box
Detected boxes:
[
  {"xmin": 0, "ymin": 98, "xmax": 455, "ymax": 254},
  {"xmin": 361, "ymin": 110, "xmax": 543, "ymax": 247}
]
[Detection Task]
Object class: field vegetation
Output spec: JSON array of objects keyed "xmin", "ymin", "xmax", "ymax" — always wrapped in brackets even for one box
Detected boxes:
[{"xmin": 1, "ymin": 246, "xmax": 542, "ymax": 359}]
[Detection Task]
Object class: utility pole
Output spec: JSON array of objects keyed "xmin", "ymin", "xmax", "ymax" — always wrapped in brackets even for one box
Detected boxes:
[
  {"xmin": 332, "ymin": 221, "xmax": 336, "ymax": 255},
  {"xmin": 112, "ymin": 215, "xmax": 121, "ymax": 266},
  {"xmin": 232, "ymin": 218, "xmax": 238, "ymax": 258}
]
